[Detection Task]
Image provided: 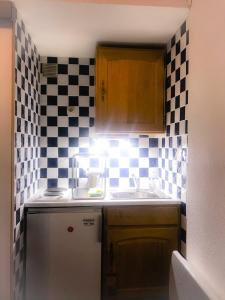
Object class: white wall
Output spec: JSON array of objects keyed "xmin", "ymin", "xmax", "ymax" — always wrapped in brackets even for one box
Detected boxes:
[
  {"xmin": 188, "ymin": 0, "xmax": 225, "ymax": 299},
  {"xmin": 0, "ymin": 25, "xmax": 13, "ymax": 300}
]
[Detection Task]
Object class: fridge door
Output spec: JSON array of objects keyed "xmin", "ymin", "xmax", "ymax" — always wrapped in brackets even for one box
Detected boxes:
[{"xmin": 26, "ymin": 208, "xmax": 102, "ymax": 300}]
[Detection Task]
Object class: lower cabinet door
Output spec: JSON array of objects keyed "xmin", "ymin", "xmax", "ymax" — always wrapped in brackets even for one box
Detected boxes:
[{"xmin": 103, "ymin": 226, "xmax": 179, "ymax": 300}]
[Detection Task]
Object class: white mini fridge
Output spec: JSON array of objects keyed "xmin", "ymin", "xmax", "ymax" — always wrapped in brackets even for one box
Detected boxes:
[{"xmin": 25, "ymin": 207, "xmax": 102, "ymax": 300}]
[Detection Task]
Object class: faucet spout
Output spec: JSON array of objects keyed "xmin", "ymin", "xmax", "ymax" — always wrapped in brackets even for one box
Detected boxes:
[{"xmin": 131, "ymin": 174, "xmax": 140, "ymax": 191}]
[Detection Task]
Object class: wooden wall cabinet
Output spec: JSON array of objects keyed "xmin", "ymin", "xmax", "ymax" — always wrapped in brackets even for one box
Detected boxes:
[
  {"xmin": 102, "ymin": 206, "xmax": 180, "ymax": 300},
  {"xmin": 96, "ymin": 47, "xmax": 165, "ymax": 133}
]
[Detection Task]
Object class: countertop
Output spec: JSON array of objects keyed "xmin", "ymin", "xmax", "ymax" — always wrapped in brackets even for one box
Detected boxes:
[{"xmin": 25, "ymin": 189, "xmax": 180, "ymax": 208}]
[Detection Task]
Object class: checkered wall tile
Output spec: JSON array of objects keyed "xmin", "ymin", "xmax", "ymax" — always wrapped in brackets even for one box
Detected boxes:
[
  {"xmin": 40, "ymin": 57, "xmax": 159, "ymax": 190},
  {"xmin": 14, "ymin": 12, "xmax": 41, "ymax": 300},
  {"xmin": 165, "ymin": 20, "xmax": 189, "ymax": 137},
  {"xmin": 158, "ymin": 20, "xmax": 189, "ymax": 257}
]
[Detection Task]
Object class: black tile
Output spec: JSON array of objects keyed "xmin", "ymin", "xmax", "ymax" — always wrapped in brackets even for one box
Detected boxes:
[
  {"xmin": 165, "ymin": 101, "xmax": 171, "ymax": 113},
  {"xmin": 17, "ymin": 56, "xmax": 21, "ymax": 71},
  {"xmin": 41, "ymin": 85, "xmax": 47, "ymax": 95},
  {"xmin": 16, "ymin": 209, "xmax": 20, "ymax": 225},
  {"xmin": 41, "ymin": 127, "xmax": 47, "ymax": 136},
  {"xmin": 176, "ymin": 41, "xmax": 180, "ymax": 55},
  {"xmin": 48, "ymin": 179, "xmax": 58, "ymax": 188},
  {"xmin": 69, "ymin": 137, "xmax": 79, "ymax": 147},
  {"xmin": 181, "ymin": 21, "xmax": 186, "ymax": 37},
  {"xmin": 69, "ymin": 96, "xmax": 78, "ymax": 106},
  {"xmin": 47, "ymin": 117, "xmax": 57, "ymax": 126},
  {"xmin": 186, "ymin": 30, "xmax": 189, "ymax": 45},
  {"xmin": 41, "ymin": 147, "xmax": 47, "ymax": 157},
  {"xmin": 166, "ymin": 76, "xmax": 171, "ymax": 89},
  {"xmin": 90, "ymin": 58, "xmax": 95, "ymax": 65},
  {"xmin": 185, "ymin": 91, "xmax": 188, "ymax": 105},
  {"xmin": 40, "ymin": 168, "xmax": 47, "ymax": 178},
  {"xmin": 41, "ymin": 106, "xmax": 46, "ymax": 115},
  {"xmin": 185, "ymin": 120, "xmax": 188, "ymax": 134},
  {"xmin": 89, "ymin": 97, "xmax": 94, "ymax": 107},
  {"xmin": 69, "ymin": 117, "xmax": 78, "ymax": 127},
  {"xmin": 89, "ymin": 76, "xmax": 95, "ymax": 86},
  {"xmin": 171, "ymin": 35, "xmax": 176, "ymax": 47},
  {"xmin": 180, "ymin": 107, "xmax": 185, "ymax": 121},
  {"xmin": 47, "ymin": 96, "xmax": 57, "ymax": 106},
  {"xmin": 58, "ymin": 85, "xmax": 68, "ymax": 95},
  {"xmin": 175, "ymin": 68, "xmax": 180, "ymax": 82},
  {"xmin": 79, "ymin": 107, "xmax": 89, "ymax": 116},
  {"xmin": 171, "ymin": 85, "xmax": 175, "ymax": 98},
  {"xmin": 175, "ymin": 122, "xmax": 180, "ymax": 135},
  {"xmin": 170, "ymin": 111, "xmax": 175, "ymax": 123},
  {"xmin": 79, "ymin": 65, "xmax": 89, "ymax": 75},
  {"xmin": 79, "ymin": 86, "xmax": 89, "ymax": 96},
  {"xmin": 79, "ymin": 127, "xmax": 89, "ymax": 137},
  {"xmin": 21, "ymin": 46, "xmax": 25, "ymax": 62},
  {"xmin": 89, "ymin": 117, "xmax": 94, "ymax": 127},
  {"xmin": 58, "ymin": 64, "xmax": 68, "ymax": 74},
  {"xmin": 149, "ymin": 138, "xmax": 158, "ymax": 147},
  {"xmin": 58, "ymin": 127, "xmax": 68, "ymax": 137},
  {"xmin": 181, "ymin": 49, "xmax": 186, "ymax": 65},
  {"xmin": 175, "ymin": 96, "xmax": 180, "ymax": 109},
  {"xmin": 58, "ymin": 168, "xmax": 68, "ymax": 178},
  {"xmin": 48, "ymin": 158, "xmax": 58, "ymax": 168},
  {"xmin": 69, "ymin": 57, "xmax": 79, "ymax": 64},
  {"xmin": 180, "ymin": 78, "xmax": 186, "ymax": 93},
  {"xmin": 47, "ymin": 77, "xmax": 57, "ymax": 85},
  {"xmin": 17, "ymin": 87, "xmax": 21, "ymax": 102},
  {"xmin": 48, "ymin": 137, "xmax": 58, "ymax": 147},
  {"xmin": 58, "ymin": 106, "xmax": 67, "ymax": 116},
  {"xmin": 166, "ymin": 51, "xmax": 171, "ymax": 65},
  {"xmin": 47, "ymin": 57, "xmax": 58, "ymax": 63},
  {"xmin": 171, "ymin": 59, "xmax": 176, "ymax": 73},
  {"xmin": 69, "ymin": 75, "xmax": 78, "ymax": 85},
  {"xmin": 58, "ymin": 148, "xmax": 68, "ymax": 157}
]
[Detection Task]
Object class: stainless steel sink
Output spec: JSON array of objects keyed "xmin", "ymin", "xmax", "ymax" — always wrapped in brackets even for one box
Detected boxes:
[{"xmin": 110, "ymin": 190, "xmax": 160, "ymax": 200}]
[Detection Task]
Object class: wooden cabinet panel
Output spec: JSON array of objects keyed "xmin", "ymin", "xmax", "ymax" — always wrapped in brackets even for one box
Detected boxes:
[
  {"xmin": 96, "ymin": 47, "xmax": 165, "ymax": 133},
  {"xmin": 102, "ymin": 206, "xmax": 180, "ymax": 300},
  {"xmin": 104, "ymin": 227, "xmax": 179, "ymax": 300},
  {"xmin": 105, "ymin": 205, "xmax": 180, "ymax": 226}
]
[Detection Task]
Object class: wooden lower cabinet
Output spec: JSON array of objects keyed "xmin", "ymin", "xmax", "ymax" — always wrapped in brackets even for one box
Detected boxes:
[{"xmin": 102, "ymin": 206, "xmax": 180, "ymax": 300}]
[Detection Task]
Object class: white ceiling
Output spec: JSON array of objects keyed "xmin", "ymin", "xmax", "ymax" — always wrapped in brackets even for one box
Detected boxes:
[{"xmin": 12, "ymin": 0, "xmax": 189, "ymax": 57}]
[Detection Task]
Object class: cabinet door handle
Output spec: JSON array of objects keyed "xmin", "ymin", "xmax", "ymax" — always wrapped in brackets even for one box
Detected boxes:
[{"xmin": 101, "ymin": 80, "xmax": 106, "ymax": 102}]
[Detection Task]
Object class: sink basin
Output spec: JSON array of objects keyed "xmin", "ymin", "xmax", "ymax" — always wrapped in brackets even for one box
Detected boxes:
[{"xmin": 111, "ymin": 190, "xmax": 160, "ymax": 200}]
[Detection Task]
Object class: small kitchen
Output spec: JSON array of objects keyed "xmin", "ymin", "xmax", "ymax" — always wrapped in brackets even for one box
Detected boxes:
[{"xmin": 1, "ymin": 1, "xmax": 191, "ymax": 300}]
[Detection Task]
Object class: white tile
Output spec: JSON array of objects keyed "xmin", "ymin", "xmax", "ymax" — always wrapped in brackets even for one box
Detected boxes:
[
  {"xmin": 47, "ymin": 85, "xmax": 58, "ymax": 95},
  {"xmin": 58, "ymin": 75, "xmax": 68, "ymax": 85},
  {"xmin": 68, "ymin": 85, "xmax": 79, "ymax": 96},
  {"xmin": 79, "ymin": 75, "xmax": 89, "ymax": 86}
]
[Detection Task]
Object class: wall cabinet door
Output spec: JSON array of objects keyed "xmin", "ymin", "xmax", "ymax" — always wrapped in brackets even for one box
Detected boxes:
[
  {"xmin": 103, "ymin": 226, "xmax": 179, "ymax": 300},
  {"xmin": 96, "ymin": 47, "xmax": 165, "ymax": 133}
]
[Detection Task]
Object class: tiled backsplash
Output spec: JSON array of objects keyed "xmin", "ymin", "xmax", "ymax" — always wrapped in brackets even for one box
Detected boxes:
[
  {"xmin": 40, "ymin": 57, "xmax": 159, "ymax": 190},
  {"xmin": 158, "ymin": 20, "xmax": 189, "ymax": 256},
  {"xmin": 14, "ymin": 11, "xmax": 41, "ymax": 300}
]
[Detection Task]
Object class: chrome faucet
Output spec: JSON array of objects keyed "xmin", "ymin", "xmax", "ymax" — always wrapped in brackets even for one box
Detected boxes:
[
  {"xmin": 131, "ymin": 174, "xmax": 140, "ymax": 191},
  {"xmin": 72, "ymin": 154, "xmax": 78, "ymax": 198}
]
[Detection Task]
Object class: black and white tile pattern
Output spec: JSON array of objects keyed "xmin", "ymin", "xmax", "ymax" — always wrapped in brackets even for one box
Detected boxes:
[
  {"xmin": 165, "ymin": 20, "xmax": 189, "ymax": 137},
  {"xmin": 159, "ymin": 20, "xmax": 189, "ymax": 256},
  {"xmin": 40, "ymin": 57, "xmax": 159, "ymax": 190},
  {"xmin": 14, "ymin": 12, "xmax": 41, "ymax": 300}
]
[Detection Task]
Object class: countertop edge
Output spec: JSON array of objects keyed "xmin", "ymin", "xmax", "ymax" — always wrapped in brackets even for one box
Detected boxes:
[{"xmin": 24, "ymin": 198, "xmax": 181, "ymax": 208}]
